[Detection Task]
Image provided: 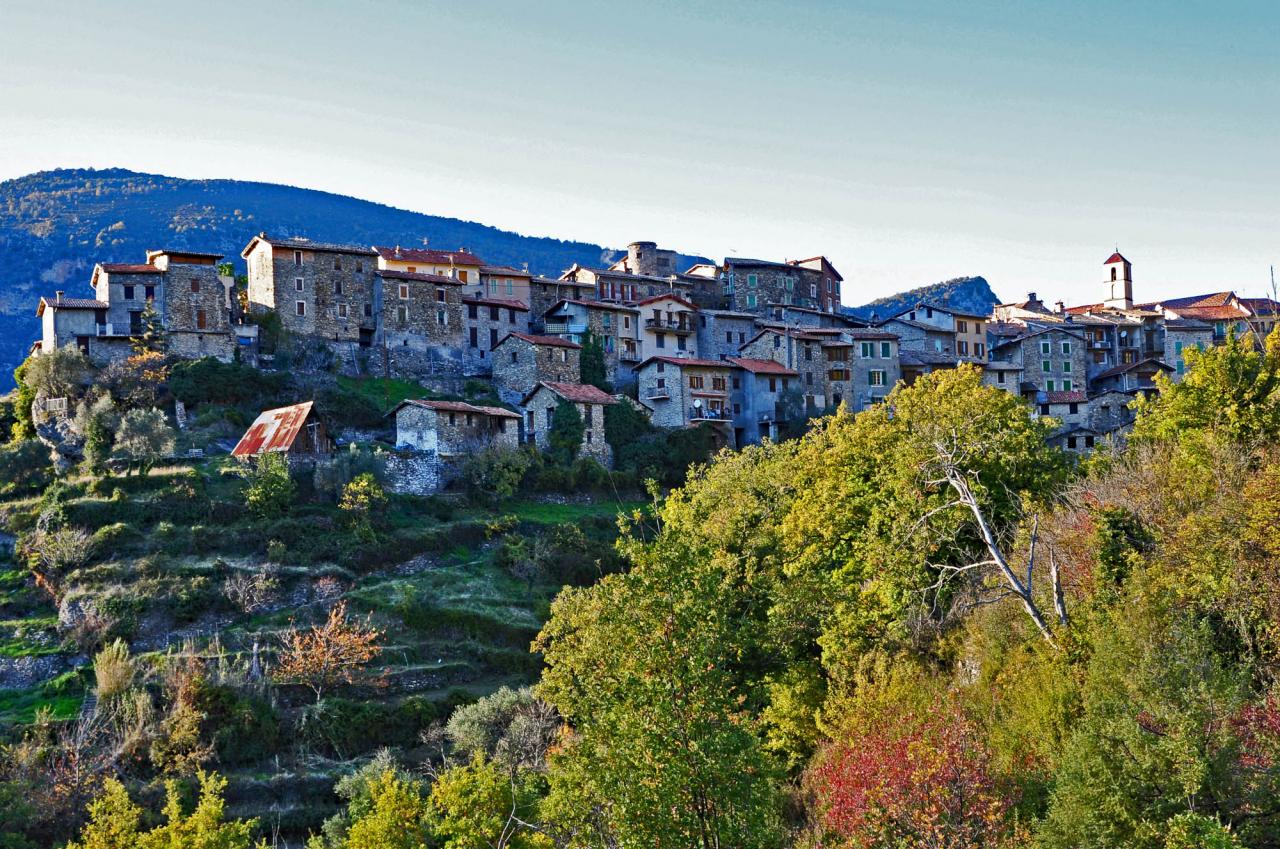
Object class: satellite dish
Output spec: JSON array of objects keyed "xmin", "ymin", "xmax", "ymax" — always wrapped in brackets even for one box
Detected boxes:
[{"xmin": 694, "ymin": 399, "xmax": 703, "ymax": 408}]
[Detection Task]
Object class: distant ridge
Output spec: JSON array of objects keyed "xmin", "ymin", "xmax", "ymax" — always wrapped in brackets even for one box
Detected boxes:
[
  {"xmin": 0, "ymin": 167, "xmax": 710, "ymax": 386},
  {"xmin": 847, "ymin": 275, "xmax": 999, "ymax": 322}
]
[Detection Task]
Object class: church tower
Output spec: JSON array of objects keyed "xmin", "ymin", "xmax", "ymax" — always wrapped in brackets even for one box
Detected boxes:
[{"xmin": 1103, "ymin": 251, "xmax": 1133, "ymax": 310}]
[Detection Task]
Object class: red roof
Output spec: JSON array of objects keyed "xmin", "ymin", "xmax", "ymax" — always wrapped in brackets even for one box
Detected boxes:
[
  {"xmin": 525, "ymin": 382, "xmax": 618, "ymax": 405},
  {"xmin": 375, "ymin": 246, "xmax": 486, "ymax": 266},
  {"xmin": 1171, "ymin": 305, "xmax": 1249, "ymax": 321},
  {"xmin": 637, "ymin": 355, "xmax": 732, "ymax": 370},
  {"xmin": 499, "ymin": 332, "xmax": 581, "ymax": 349},
  {"xmin": 378, "ymin": 269, "xmax": 464, "ymax": 284},
  {"xmin": 1045, "ymin": 391, "xmax": 1088, "ymax": 404},
  {"xmin": 462, "ymin": 296, "xmax": 529, "ymax": 311},
  {"xmin": 1104, "ymin": 252, "xmax": 1129, "ymax": 265},
  {"xmin": 727, "ymin": 357, "xmax": 798, "ymax": 376},
  {"xmin": 394, "ymin": 399, "xmax": 519, "ymax": 419},
  {"xmin": 98, "ymin": 263, "xmax": 162, "ymax": 274},
  {"xmin": 232, "ymin": 402, "xmax": 319, "ymax": 458}
]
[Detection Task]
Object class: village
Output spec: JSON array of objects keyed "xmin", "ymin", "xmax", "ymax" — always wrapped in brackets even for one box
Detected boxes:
[{"xmin": 30, "ymin": 236, "xmax": 1280, "ymax": 488}]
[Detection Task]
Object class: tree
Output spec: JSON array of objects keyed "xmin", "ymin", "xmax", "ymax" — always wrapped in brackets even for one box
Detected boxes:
[
  {"xmin": 275, "ymin": 601, "xmax": 382, "ymax": 703},
  {"xmin": 446, "ymin": 686, "xmax": 559, "ymax": 772},
  {"xmin": 460, "ymin": 447, "xmax": 532, "ymax": 505},
  {"xmin": 546, "ymin": 401, "xmax": 584, "ymax": 465},
  {"xmin": 131, "ymin": 299, "xmax": 168, "ymax": 356},
  {"xmin": 243, "ymin": 452, "xmax": 295, "ymax": 518},
  {"xmin": 344, "ymin": 771, "xmax": 431, "ymax": 849},
  {"xmin": 67, "ymin": 772, "xmax": 258, "ymax": 849},
  {"xmin": 429, "ymin": 756, "xmax": 551, "ymax": 849},
  {"xmin": 602, "ymin": 399, "xmax": 653, "ymax": 453},
  {"xmin": 113, "ymin": 407, "xmax": 175, "ymax": 475},
  {"xmin": 76, "ymin": 396, "xmax": 117, "ymax": 476},
  {"xmin": 805, "ymin": 698, "xmax": 1013, "ymax": 849},
  {"xmin": 578, "ymin": 331, "xmax": 610, "ymax": 392},
  {"xmin": 0, "ymin": 441, "xmax": 52, "ymax": 496},
  {"xmin": 339, "ymin": 473, "xmax": 387, "ymax": 541},
  {"xmin": 1131, "ymin": 327, "xmax": 1280, "ymax": 446}
]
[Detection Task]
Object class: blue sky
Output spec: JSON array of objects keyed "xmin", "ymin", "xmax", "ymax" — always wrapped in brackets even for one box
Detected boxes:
[{"xmin": 1, "ymin": 0, "xmax": 1276, "ymax": 306}]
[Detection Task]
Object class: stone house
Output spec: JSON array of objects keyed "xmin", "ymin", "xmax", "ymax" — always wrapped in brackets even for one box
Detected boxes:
[
  {"xmin": 528, "ymin": 276, "xmax": 594, "ymax": 322},
  {"xmin": 679, "ymin": 263, "xmax": 726, "ymax": 310},
  {"xmin": 983, "ymin": 361, "xmax": 1023, "ymax": 393},
  {"xmin": 1085, "ymin": 389, "xmax": 1138, "ymax": 433},
  {"xmin": 463, "ymin": 297, "xmax": 531, "ymax": 374},
  {"xmin": 696, "ymin": 309, "xmax": 759, "ymax": 362},
  {"xmin": 738, "ymin": 327, "xmax": 828, "ymax": 413},
  {"xmin": 144, "ymin": 250, "xmax": 238, "ymax": 360},
  {"xmin": 635, "ymin": 356, "xmax": 735, "ymax": 435},
  {"xmin": 1091, "ymin": 358, "xmax": 1173, "ymax": 396},
  {"xmin": 991, "ymin": 327, "xmax": 1090, "ymax": 397},
  {"xmin": 542, "ymin": 299, "xmax": 642, "ymax": 385},
  {"xmin": 1163, "ymin": 319, "xmax": 1215, "ymax": 381},
  {"xmin": 881, "ymin": 316, "xmax": 956, "ymax": 358},
  {"xmin": 786, "ymin": 256, "xmax": 844, "ymax": 314},
  {"xmin": 231, "ymin": 401, "xmax": 332, "ymax": 465},
  {"xmin": 635, "ymin": 294, "xmax": 700, "ymax": 361},
  {"xmin": 839, "ymin": 330, "xmax": 902, "ymax": 411},
  {"xmin": 520, "ymin": 382, "xmax": 617, "ymax": 465},
  {"xmin": 36, "ymin": 294, "xmax": 124, "ymax": 363},
  {"xmin": 378, "ymin": 270, "xmax": 467, "ymax": 375},
  {"xmin": 375, "ymin": 245, "xmax": 485, "ymax": 287},
  {"xmin": 726, "ymin": 357, "xmax": 799, "ymax": 445},
  {"xmin": 243, "ymin": 234, "xmax": 378, "ymax": 346},
  {"xmin": 889, "ymin": 303, "xmax": 988, "ymax": 359},
  {"xmin": 560, "ymin": 263, "xmax": 694, "ymax": 304},
  {"xmin": 607, "ymin": 241, "xmax": 681, "ymax": 277},
  {"xmin": 491, "ymin": 332, "xmax": 582, "ymax": 404},
  {"xmin": 390, "ymin": 399, "xmax": 520, "ymax": 456},
  {"xmin": 477, "ymin": 265, "xmax": 532, "ymax": 304},
  {"xmin": 722, "ymin": 257, "xmax": 827, "ymax": 314}
]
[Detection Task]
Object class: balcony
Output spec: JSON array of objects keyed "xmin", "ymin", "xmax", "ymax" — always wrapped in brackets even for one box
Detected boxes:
[
  {"xmin": 97, "ymin": 323, "xmax": 136, "ymax": 337},
  {"xmin": 619, "ymin": 349, "xmax": 641, "ymax": 362},
  {"xmin": 1088, "ymin": 339, "xmax": 1110, "ymax": 350},
  {"xmin": 544, "ymin": 321, "xmax": 587, "ymax": 335},
  {"xmin": 645, "ymin": 317, "xmax": 694, "ymax": 334},
  {"xmin": 646, "ymin": 388, "xmax": 671, "ymax": 400},
  {"xmin": 689, "ymin": 406, "xmax": 731, "ymax": 421}
]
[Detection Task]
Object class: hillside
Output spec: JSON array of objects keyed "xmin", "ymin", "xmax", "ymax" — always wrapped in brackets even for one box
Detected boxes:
[
  {"xmin": 849, "ymin": 274, "xmax": 999, "ymax": 320},
  {"xmin": 0, "ymin": 168, "xmax": 709, "ymax": 386}
]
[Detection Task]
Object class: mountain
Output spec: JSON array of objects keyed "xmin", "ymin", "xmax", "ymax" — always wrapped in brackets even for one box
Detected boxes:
[
  {"xmin": 848, "ymin": 275, "xmax": 1000, "ymax": 321},
  {"xmin": 0, "ymin": 168, "xmax": 709, "ymax": 388}
]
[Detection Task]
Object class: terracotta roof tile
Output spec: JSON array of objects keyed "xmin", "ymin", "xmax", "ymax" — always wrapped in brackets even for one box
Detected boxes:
[
  {"xmin": 375, "ymin": 246, "xmax": 486, "ymax": 266},
  {"xmin": 98, "ymin": 263, "xmax": 162, "ymax": 274},
  {"xmin": 726, "ymin": 357, "xmax": 798, "ymax": 376},
  {"xmin": 527, "ymin": 382, "xmax": 618, "ymax": 405},
  {"xmin": 500, "ymin": 332, "xmax": 581, "ymax": 349},
  {"xmin": 378, "ymin": 269, "xmax": 465, "ymax": 284},
  {"xmin": 394, "ymin": 399, "xmax": 519, "ymax": 418},
  {"xmin": 461, "ymin": 297, "xmax": 529, "ymax": 311}
]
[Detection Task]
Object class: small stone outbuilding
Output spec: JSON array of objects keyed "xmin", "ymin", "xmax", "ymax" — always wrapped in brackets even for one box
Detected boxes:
[
  {"xmin": 390, "ymin": 399, "xmax": 520, "ymax": 457},
  {"xmin": 520, "ymin": 382, "xmax": 617, "ymax": 466}
]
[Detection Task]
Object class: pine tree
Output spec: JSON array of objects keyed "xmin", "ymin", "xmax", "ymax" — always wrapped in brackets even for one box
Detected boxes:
[{"xmin": 131, "ymin": 299, "xmax": 168, "ymax": 356}]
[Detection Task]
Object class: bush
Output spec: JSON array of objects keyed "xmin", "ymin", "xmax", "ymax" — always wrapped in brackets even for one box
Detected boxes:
[
  {"xmin": 244, "ymin": 453, "xmax": 295, "ymax": 519},
  {"xmin": 169, "ymin": 357, "xmax": 289, "ymax": 407},
  {"xmin": 461, "ymin": 447, "xmax": 532, "ymax": 505},
  {"xmin": 0, "ymin": 441, "xmax": 52, "ymax": 497},
  {"xmin": 113, "ymin": 407, "xmax": 176, "ymax": 475},
  {"xmin": 314, "ymin": 383, "xmax": 385, "ymax": 430},
  {"xmin": 548, "ymin": 401, "xmax": 585, "ymax": 464}
]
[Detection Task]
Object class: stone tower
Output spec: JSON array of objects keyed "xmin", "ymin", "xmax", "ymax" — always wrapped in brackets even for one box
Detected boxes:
[{"xmin": 1103, "ymin": 251, "xmax": 1133, "ymax": 310}]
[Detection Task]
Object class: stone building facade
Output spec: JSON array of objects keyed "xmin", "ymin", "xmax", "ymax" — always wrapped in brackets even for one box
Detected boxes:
[
  {"xmin": 726, "ymin": 357, "xmax": 799, "ymax": 444},
  {"xmin": 148, "ymin": 250, "xmax": 238, "ymax": 360},
  {"xmin": 464, "ymin": 297, "xmax": 530, "ymax": 374},
  {"xmin": 723, "ymin": 257, "xmax": 825, "ymax": 315},
  {"xmin": 991, "ymin": 327, "xmax": 1091, "ymax": 397},
  {"xmin": 491, "ymin": 332, "xmax": 582, "ymax": 404},
  {"xmin": 737, "ymin": 328, "xmax": 828, "ymax": 412},
  {"xmin": 542, "ymin": 299, "xmax": 642, "ymax": 386},
  {"xmin": 391, "ymin": 399, "xmax": 520, "ymax": 457},
  {"xmin": 1163, "ymin": 319, "xmax": 1215, "ymax": 381},
  {"xmin": 528, "ymin": 276, "xmax": 594, "ymax": 323},
  {"xmin": 635, "ymin": 356, "xmax": 734, "ymax": 432},
  {"xmin": 520, "ymin": 382, "xmax": 616, "ymax": 465},
  {"xmin": 696, "ymin": 309, "xmax": 758, "ymax": 361},
  {"xmin": 477, "ymin": 266, "xmax": 532, "ymax": 304},
  {"xmin": 243, "ymin": 235, "xmax": 379, "ymax": 346},
  {"xmin": 375, "ymin": 245, "xmax": 485, "ymax": 287}
]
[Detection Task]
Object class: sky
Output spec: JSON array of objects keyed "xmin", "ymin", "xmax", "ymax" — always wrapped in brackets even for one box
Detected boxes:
[{"xmin": 1, "ymin": 0, "xmax": 1277, "ymax": 307}]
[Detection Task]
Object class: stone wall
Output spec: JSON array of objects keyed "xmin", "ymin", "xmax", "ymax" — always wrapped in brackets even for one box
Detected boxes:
[
  {"xmin": 382, "ymin": 276, "xmax": 465, "ymax": 352},
  {"xmin": 522, "ymin": 387, "xmax": 613, "ymax": 467},
  {"xmin": 385, "ymin": 450, "xmax": 441, "ymax": 495},
  {"xmin": 492, "ymin": 337, "xmax": 580, "ymax": 405},
  {"xmin": 248, "ymin": 244, "xmax": 377, "ymax": 343},
  {"xmin": 724, "ymin": 262, "xmax": 823, "ymax": 314},
  {"xmin": 163, "ymin": 263, "xmax": 230, "ymax": 336},
  {"xmin": 464, "ymin": 301, "xmax": 530, "ymax": 374}
]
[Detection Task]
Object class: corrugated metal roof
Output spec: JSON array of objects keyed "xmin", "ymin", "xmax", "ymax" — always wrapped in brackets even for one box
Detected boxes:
[{"xmin": 232, "ymin": 401, "xmax": 317, "ymax": 457}]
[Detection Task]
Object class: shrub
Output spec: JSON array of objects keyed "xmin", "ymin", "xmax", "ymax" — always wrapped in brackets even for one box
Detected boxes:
[
  {"xmin": 244, "ymin": 453, "xmax": 295, "ymax": 519},
  {"xmin": 0, "ymin": 440, "xmax": 52, "ymax": 497},
  {"xmin": 340, "ymin": 473, "xmax": 387, "ymax": 540},
  {"xmin": 461, "ymin": 447, "xmax": 532, "ymax": 505},
  {"xmin": 113, "ymin": 407, "xmax": 175, "ymax": 475},
  {"xmin": 547, "ymin": 401, "xmax": 585, "ymax": 464},
  {"xmin": 169, "ymin": 357, "xmax": 289, "ymax": 407},
  {"xmin": 93, "ymin": 639, "xmax": 135, "ymax": 701}
]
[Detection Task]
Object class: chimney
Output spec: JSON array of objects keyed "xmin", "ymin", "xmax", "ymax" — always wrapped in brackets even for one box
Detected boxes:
[
  {"xmin": 55, "ymin": 290, "xmax": 64, "ymax": 303},
  {"xmin": 394, "ymin": 245, "xmax": 402, "ymax": 259},
  {"xmin": 1028, "ymin": 292, "xmax": 1037, "ymax": 302},
  {"xmin": 1055, "ymin": 300, "xmax": 1065, "ymax": 313}
]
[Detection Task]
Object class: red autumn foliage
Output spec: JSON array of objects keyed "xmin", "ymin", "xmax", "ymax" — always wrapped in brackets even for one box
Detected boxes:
[
  {"xmin": 805, "ymin": 699, "xmax": 1013, "ymax": 849},
  {"xmin": 1233, "ymin": 696, "xmax": 1280, "ymax": 772}
]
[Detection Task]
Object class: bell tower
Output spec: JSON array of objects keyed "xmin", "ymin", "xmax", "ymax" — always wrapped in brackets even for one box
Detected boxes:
[{"xmin": 1103, "ymin": 251, "xmax": 1133, "ymax": 309}]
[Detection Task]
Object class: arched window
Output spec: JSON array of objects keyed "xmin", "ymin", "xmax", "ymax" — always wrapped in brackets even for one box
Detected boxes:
[{"xmin": 1111, "ymin": 267, "xmax": 1117, "ymax": 281}]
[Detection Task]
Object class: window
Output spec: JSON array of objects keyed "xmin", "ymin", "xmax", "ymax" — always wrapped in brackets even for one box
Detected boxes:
[
  {"xmin": 726, "ymin": 331, "xmax": 733, "ymax": 344},
  {"xmin": 804, "ymin": 345, "xmax": 812, "ymax": 361},
  {"xmin": 975, "ymin": 322, "xmax": 983, "ymax": 333},
  {"xmin": 1046, "ymin": 380, "xmax": 1056, "ymax": 392},
  {"xmin": 733, "ymin": 403, "xmax": 741, "ymax": 415},
  {"xmin": 712, "ymin": 376, "xmax": 726, "ymax": 391},
  {"xmin": 732, "ymin": 375, "xmax": 741, "ymax": 389},
  {"xmin": 467, "ymin": 303, "xmax": 478, "ymax": 319},
  {"xmin": 656, "ymin": 377, "xmax": 666, "ymax": 390},
  {"xmin": 747, "ymin": 274, "xmax": 758, "ymax": 288},
  {"xmin": 975, "ymin": 343, "xmax": 985, "ymax": 357},
  {"xmin": 510, "ymin": 351, "xmax": 518, "ymax": 363},
  {"xmin": 190, "ymin": 279, "xmax": 200, "ymax": 293},
  {"xmin": 738, "ymin": 332, "xmax": 746, "ymax": 343},
  {"xmin": 468, "ymin": 327, "xmax": 478, "ymax": 348},
  {"xmin": 1040, "ymin": 340, "xmax": 1051, "ymax": 355},
  {"xmin": 747, "ymin": 294, "xmax": 757, "ymax": 308},
  {"xmin": 1067, "ymin": 436, "xmax": 1078, "ymax": 449},
  {"xmin": 677, "ymin": 336, "xmax": 687, "ymax": 351},
  {"xmin": 509, "ymin": 310, "xmax": 517, "ymax": 324},
  {"xmin": 1085, "ymin": 435, "xmax": 1095, "ymax": 448},
  {"xmin": 806, "ymin": 372, "xmax": 813, "ymax": 386},
  {"xmin": 338, "ymin": 303, "xmax": 348, "ymax": 318},
  {"xmin": 1041, "ymin": 360, "xmax": 1051, "ymax": 373},
  {"xmin": 773, "ymin": 335, "xmax": 781, "ymax": 349},
  {"xmin": 355, "ymin": 260, "xmax": 363, "ymax": 273},
  {"xmin": 195, "ymin": 309, "xmax": 206, "ymax": 329},
  {"xmin": 334, "ymin": 279, "xmax": 343, "ymax": 296},
  {"xmin": 1177, "ymin": 360, "xmax": 1185, "ymax": 375},
  {"xmin": 489, "ymin": 328, "xmax": 498, "ymax": 348},
  {"xmin": 1111, "ymin": 267, "xmax": 1117, "ymax": 281},
  {"xmin": 124, "ymin": 285, "xmax": 135, "ymax": 300},
  {"xmin": 860, "ymin": 342, "xmax": 874, "ymax": 358},
  {"xmin": 926, "ymin": 307, "xmax": 934, "ymax": 318},
  {"xmin": 1040, "ymin": 404, "xmax": 1051, "ymax": 415},
  {"xmin": 1062, "ymin": 361, "xmax": 1071, "ymax": 372},
  {"xmin": 689, "ymin": 375, "xmax": 704, "ymax": 389},
  {"xmin": 488, "ymin": 279, "xmax": 498, "ymax": 295},
  {"xmin": 869, "ymin": 370, "xmax": 886, "ymax": 386},
  {"xmin": 809, "ymin": 283, "xmax": 817, "ymax": 298},
  {"xmin": 145, "ymin": 286, "xmax": 155, "ymax": 300},
  {"xmin": 881, "ymin": 341, "xmax": 892, "ymax": 358},
  {"xmin": 489, "ymin": 306, "xmax": 499, "ymax": 321},
  {"xmin": 333, "ymin": 257, "xmax": 342, "ymax": 271},
  {"xmin": 458, "ymin": 270, "xmax": 469, "ymax": 282},
  {"xmin": 1068, "ymin": 402, "xmax": 1079, "ymax": 414},
  {"xmin": 624, "ymin": 316, "xmax": 631, "ymax": 329},
  {"xmin": 397, "ymin": 306, "xmax": 408, "ymax": 322},
  {"xmin": 957, "ymin": 320, "xmax": 968, "ymax": 333},
  {"xmin": 505, "ymin": 279, "xmax": 514, "ymax": 295},
  {"xmin": 656, "ymin": 333, "xmax": 666, "ymax": 349},
  {"xmin": 768, "ymin": 377, "xmax": 777, "ymax": 392},
  {"xmin": 1063, "ymin": 379, "xmax": 1073, "ymax": 392},
  {"xmin": 294, "ymin": 250, "xmax": 303, "ymax": 266},
  {"xmin": 295, "ymin": 278, "xmax": 304, "ymax": 292},
  {"xmin": 546, "ymin": 408, "xmax": 554, "ymax": 427},
  {"xmin": 437, "ymin": 288, "xmax": 447, "ymax": 302},
  {"xmin": 997, "ymin": 371, "xmax": 1006, "ymax": 384},
  {"xmin": 296, "ymin": 301, "xmax": 306, "ymax": 316},
  {"xmin": 1061, "ymin": 341, "xmax": 1071, "ymax": 355},
  {"xmin": 437, "ymin": 308, "xmax": 447, "ymax": 326},
  {"xmin": 657, "ymin": 362, "xmax": 665, "ymax": 373}
]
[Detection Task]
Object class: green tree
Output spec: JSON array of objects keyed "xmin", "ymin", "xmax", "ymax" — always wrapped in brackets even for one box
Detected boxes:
[
  {"xmin": 344, "ymin": 771, "xmax": 430, "ymax": 849},
  {"xmin": 429, "ymin": 756, "xmax": 550, "ymax": 849},
  {"xmin": 77, "ymin": 395, "xmax": 118, "ymax": 476},
  {"xmin": 244, "ymin": 453, "xmax": 295, "ymax": 518},
  {"xmin": 131, "ymin": 299, "xmax": 168, "ymax": 356},
  {"xmin": 1131, "ymin": 327, "xmax": 1280, "ymax": 445},
  {"xmin": 547, "ymin": 401, "xmax": 584, "ymax": 465},
  {"xmin": 68, "ymin": 772, "xmax": 258, "ymax": 849},
  {"xmin": 113, "ymin": 407, "xmax": 175, "ymax": 475},
  {"xmin": 339, "ymin": 472, "xmax": 387, "ymax": 540},
  {"xmin": 0, "ymin": 441, "xmax": 52, "ymax": 497},
  {"xmin": 578, "ymin": 331, "xmax": 611, "ymax": 392}
]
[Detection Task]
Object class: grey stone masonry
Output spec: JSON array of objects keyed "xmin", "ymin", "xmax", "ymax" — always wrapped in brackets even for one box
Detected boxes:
[
  {"xmin": 696, "ymin": 310, "xmax": 758, "ymax": 362},
  {"xmin": 542, "ymin": 299, "xmax": 641, "ymax": 388},
  {"xmin": 635, "ymin": 356, "xmax": 734, "ymax": 430},
  {"xmin": 464, "ymin": 297, "xmax": 531, "ymax": 375},
  {"xmin": 381, "ymin": 270, "xmax": 466, "ymax": 354},
  {"xmin": 520, "ymin": 382, "xmax": 616, "ymax": 466},
  {"xmin": 992, "ymin": 327, "xmax": 1091, "ymax": 397},
  {"xmin": 391, "ymin": 399, "xmax": 520, "ymax": 457},
  {"xmin": 491, "ymin": 333, "xmax": 582, "ymax": 405},
  {"xmin": 243, "ymin": 235, "xmax": 378, "ymax": 345},
  {"xmin": 723, "ymin": 258, "xmax": 824, "ymax": 315}
]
